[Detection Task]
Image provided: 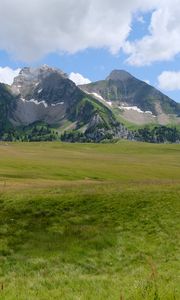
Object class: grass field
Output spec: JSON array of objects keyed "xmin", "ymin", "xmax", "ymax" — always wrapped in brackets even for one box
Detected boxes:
[{"xmin": 0, "ymin": 141, "xmax": 179, "ymax": 299}]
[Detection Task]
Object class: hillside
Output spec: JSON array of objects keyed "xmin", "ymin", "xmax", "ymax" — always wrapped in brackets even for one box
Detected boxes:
[
  {"xmin": 0, "ymin": 83, "xmax": 16, "ymax": 133},
  {"xmin": 0, "ymin": 141, "xmax": 179, "ymax": 299},
  {"xmin": 10, "ymin": 65, "xmax": 83, "ymax": 125},
  {"xmin": 1, "ymin": 66, "xmax": 180, "ymax": 143},
  {"xmin": 0, "ymin": 66, "xmax": 132, "ymax": 142},
  {"xmin": 80, "ymin": 70, "xmax": 180, "ymax": 125}
]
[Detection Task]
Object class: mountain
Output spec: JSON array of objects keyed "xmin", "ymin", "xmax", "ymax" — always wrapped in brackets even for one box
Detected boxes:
[
  {"xmin": 0, "ymin": 66, "xmax": 180, "ymax": 143},
  {"xmin": 0, "ymin": 66, "xmax": 130, "ymax": 142},
  {"xmin": 10, "ymin": 65, "xmax": 83, "ymax": 125},
  {"xmin": 10, "ymin": 65, "xmax": 118, "ymax": 130},
  {"xmin": 80, "ymin": 70, "xmax": 180, "ymax": 125}
]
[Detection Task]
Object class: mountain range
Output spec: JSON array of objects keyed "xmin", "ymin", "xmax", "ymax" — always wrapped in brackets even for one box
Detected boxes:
[
  {"xmin": 0, "ymin": 65, "xmax": 180, "ymax": 143},
  {"xmin": 80, "ymin": 70, "xmax": 180, "ymax": 125}
]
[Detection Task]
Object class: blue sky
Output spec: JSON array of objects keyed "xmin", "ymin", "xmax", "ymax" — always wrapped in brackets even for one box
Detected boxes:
[{"xmin": 0, "ymin": 0, "xmax": 180, "ymax": 102}]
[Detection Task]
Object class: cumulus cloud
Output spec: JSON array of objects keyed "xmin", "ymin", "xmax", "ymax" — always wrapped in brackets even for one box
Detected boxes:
[
  {"xmin": 0, "ymin": 67, "xmax": 20, "ymax": 85},
  {"xmin": 1, "ymin": 0, "xmax": 179, "ymax": 66},
  {"xmin": 136, "ymin": 15, "xmax": 145, "ymax": 24},
  {"xmin": 0, "ymin": 0, "xmax": 155, "ymax": 61},
  {"xmin": 69, "ymin": 72, "xmax": 91, "ymax": 85},
  {"xmin": 125, "ymin": 0, "xmax": 180, "ymax": 66},
  {"xmin": 158, "ymin": 71, "xmax": 180, "ymax": 91}
]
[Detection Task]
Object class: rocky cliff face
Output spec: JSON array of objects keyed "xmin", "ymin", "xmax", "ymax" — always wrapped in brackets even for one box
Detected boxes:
[
  {"xmin": 10, "ymin": 65, "xmax": 84, "ymax": 125},
  {"xmin": 80, "ymin": 70, "xmax": 180, "ymax": 125}
]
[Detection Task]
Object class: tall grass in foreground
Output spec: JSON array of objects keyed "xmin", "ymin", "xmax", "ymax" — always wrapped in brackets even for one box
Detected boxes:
[{"xmin": 0, "ymin": 141, "xmax": 179, "ymax": 299}]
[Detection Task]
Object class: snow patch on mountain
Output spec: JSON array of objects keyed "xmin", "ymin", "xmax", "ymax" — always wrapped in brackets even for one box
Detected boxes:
[
  {"xmin": 20, "ymin": 98, "xmax": 64, "ymax": 108},
  {"xmin": 91, "ymin": 92, "xmax": 104, "ymax": 101},
  {"xmin": 107, "ymin": 101, "xmax": 112, "ymax": 106},
  {"xmin": 21, "ymin": 98, "xmax": 48, "ymax": 108},
  {"xmin": 119, "ymin": 105, "xmax": 153, "ymax": 115},
  {"xmin": 51, "ymin": 102, "xmax": 64, "ymax": 106}
]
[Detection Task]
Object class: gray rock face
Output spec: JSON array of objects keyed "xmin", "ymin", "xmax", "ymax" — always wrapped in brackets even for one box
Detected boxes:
[
  {"xmin": 80, "ymin": 70, "xmax": 180, "ymax": 122},
  {"xmin": 106, "ymin": 70, "xmax": 133, "ymax": 81},
  {"xmin": 10, "ymin": 65, "xmax": 83, "ymax": 125},
  {"xmin": 86, "ymin": 113, "xmax": 104, "ymax": 131},
  {"xmin": 10, "ymin": 98, "xmax": 66, "ymax": 126},
  {"xmin": 12, "ymin": 65, "xmax": 68, "ymax": 98}
]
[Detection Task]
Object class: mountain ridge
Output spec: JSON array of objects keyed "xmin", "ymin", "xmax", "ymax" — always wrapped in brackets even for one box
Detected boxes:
[
  {"xmin": 106, "ymin": 69, "xmax": 133, "ymax": 81},
  {"xmin": 0, "ymin": 66, "xmax": 180, "ymax": 143},
  {"xmin": 0, "ymin": 66, "xmax": 130, "ymax": 142},
  {"xmin": 80, "ymin": 69, "xmax": 180, "ymax": 125}
]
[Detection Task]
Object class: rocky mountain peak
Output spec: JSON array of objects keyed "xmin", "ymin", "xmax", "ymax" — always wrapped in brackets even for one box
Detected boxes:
[
  {"xmin": 19, "ymin": 67, "xmax": 30, "ymax": 76},
  {"xmin": 11, "ymin": 65, "xmax": 68, "ymax": 97},
  {"xmin": 106, "ymin": 70, "xmax": 133, "ymax": 81},
  {"xmin": 14, "ymin": 65, "xmax": 67, "ymax": 84}
]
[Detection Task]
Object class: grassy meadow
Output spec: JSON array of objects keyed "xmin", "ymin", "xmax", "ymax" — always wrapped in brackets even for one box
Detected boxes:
[{"xmin": 0, "ymin": 141, "xmax": 179, "ymax": 299}]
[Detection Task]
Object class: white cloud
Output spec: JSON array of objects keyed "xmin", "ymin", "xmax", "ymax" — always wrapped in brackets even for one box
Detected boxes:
[
  {"xmin": 144, "ymin": 79, "xmax": 150, "ymax": 84},
  {"xmin": 0, "ymin": 0, "xmax": 155, "ymax": 61},
  {"xmin": 158, "ymin": 71, "xmax": 180, "ymax": 91},
  {"xmin": 0, "ymin": 67, "xmax": 20, "ymax": 85},
  {"xmin": 125, "ymin": 0, "xmax": 180, "ymax": 66},
  {"xmin": 1, "ymin": 0, "xmax": 179, "ymax": 66},
  {"xmin": 136, "ymin": 15, "xmax": 145, "ymax": 24},
  {"xmin": 69, "ymin": 72, "xmax": 91, "ymax": 85}
]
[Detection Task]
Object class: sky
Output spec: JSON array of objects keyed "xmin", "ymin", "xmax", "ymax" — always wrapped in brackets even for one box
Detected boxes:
[{"xmin": 0, "ymin": 0, "xmax": 180, "ymax": 102}]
